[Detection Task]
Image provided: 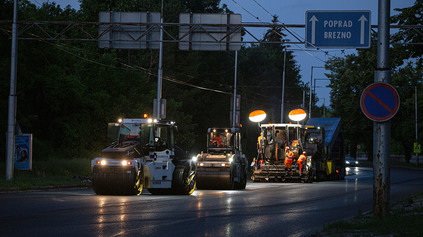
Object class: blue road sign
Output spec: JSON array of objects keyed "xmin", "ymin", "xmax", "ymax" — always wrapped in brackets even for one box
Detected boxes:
[
  {"xmin": 360, "ymin": 82, "xmax": 400, "ymax": 122},
  {"xmin": 305, "ymin": 10, "xmax": 371, "ymax": 49}
]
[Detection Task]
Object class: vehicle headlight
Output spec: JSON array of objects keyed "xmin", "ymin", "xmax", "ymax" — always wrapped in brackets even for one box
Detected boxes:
[
  {"xmin": 229, "ymin": 157, "xmax": 234, "ymax": 163},
  {"xmin": 192, "ymin": 156, "xmax": 198, "ymax": 162},
  {"xmin": 121, "ymin": 160, "xmax": 132, "ymax": 166},
  {"xmin": 96, "ymin": 160, "xmax": 107, "ymax": 165},
  {"xmin": 346, "ymin": 161, "xmax": 350, "ymax": 164}
]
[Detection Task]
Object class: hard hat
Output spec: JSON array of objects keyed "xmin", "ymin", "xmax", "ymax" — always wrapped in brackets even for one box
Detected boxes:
[
  {"xmin": 285, "ymin": 147, "xmax": 289, "ymax": 150},
  {"xmin": 303, "ymin": 151, "xmax": 306, "ymax": 155}
]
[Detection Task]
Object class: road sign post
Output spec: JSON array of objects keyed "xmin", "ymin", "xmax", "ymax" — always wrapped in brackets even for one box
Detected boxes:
[
  {"xmin": 373, "ymin": 0, "xmax": 391, "ymax": 220},
  {"xmin": 360, "ymin": 82, "xmax": 400, "ymax": 122},
  {"xmin": 305, "ymin": 10, "xmax": 371, "ymax": 48},
  {"xmin": 414, "ymin": 143, "xmax": 421, "ymax": 154}
]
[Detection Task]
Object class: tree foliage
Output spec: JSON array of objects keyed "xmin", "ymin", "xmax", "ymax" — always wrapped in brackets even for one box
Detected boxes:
[
  {"xmin": 326, "ymin": 0, "xmax": 423, "ymax": 160},
  {"xmin": 0, "ymin": 0, "xmax": 306, "ymax": 161},
  {"xmin": 391, "ymin": 0, "xmax": 423, "ymax": 60}
]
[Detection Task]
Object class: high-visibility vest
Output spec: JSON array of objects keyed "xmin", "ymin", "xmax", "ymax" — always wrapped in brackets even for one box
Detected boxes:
[
  {"xmin": 285, "ymin": 152, "xmax": 294, "ymax": 163},
  {"xmin": 297, "ymin": 155, "xmax": 306, "ymax": 164},
  {"xmin": 258, "ymin": 135, "xmax": 265, "ymax": 148}
]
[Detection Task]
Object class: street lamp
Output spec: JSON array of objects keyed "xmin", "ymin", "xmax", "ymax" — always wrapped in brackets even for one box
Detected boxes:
[
  {"xmin": 309, "ymin": 66, "xmax": 325, "ymax": 118},
  {"xmin": 281, "ymin": 47, "xmax": 287, "ymax": 123}
]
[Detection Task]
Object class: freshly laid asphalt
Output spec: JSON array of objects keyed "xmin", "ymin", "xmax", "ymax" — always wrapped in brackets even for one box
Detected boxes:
[{"xmin": 1, "ymin": 165, "xmax": 422, "ymax": 236}]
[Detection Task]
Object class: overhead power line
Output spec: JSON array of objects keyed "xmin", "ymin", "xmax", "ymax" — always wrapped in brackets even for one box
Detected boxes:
[
  {"xmin": 46, "ymin": 40, "xmax": 233, "ymax": 95},
  {"xmin": 232, "ymin": 0, "xmax": 328, "ymax": 62},
  {"xmin": 252, "ymin": 0, "xmax": 273, "ymax": 18}
]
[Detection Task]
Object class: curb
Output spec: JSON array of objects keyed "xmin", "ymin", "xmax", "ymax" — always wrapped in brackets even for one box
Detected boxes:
[{"xmin": 0, "ymin": 184, "xmax": 92, "ymax": 193}]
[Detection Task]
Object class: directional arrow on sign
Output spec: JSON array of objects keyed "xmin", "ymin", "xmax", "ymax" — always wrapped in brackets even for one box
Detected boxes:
[
  {"xmin": 359, "ymin": 15, "xmax": 368, "ymax": 44},
  {"xmin": 309, "ymin": 15, "xmax": 318, "ymax": 44},
  {"xmin": 305, "ymin": 11, "xmax": 371, "ymax": 49}
]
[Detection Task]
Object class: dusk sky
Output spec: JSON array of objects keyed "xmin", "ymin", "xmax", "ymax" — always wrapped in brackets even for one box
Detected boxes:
[{"xmin": 30, "ymin": 0, "xmax": 415, "ymax": 107}]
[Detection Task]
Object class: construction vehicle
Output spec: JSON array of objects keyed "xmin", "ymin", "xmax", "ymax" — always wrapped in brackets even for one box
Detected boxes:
[
  {"xmin": 91, "ymin": 118, "xmax": 196, "ymax": 195},
  {"xmin": 251, "ymin": 117, "xmax": 345, "ymax": 182},
  {"xmin": 305, "ymin": 118, "xmax": 345, "ymax": 181},
  {"xmin": 141, "ymin": 119, "xmax": 197, "ymax": 195},
  {"xmin": 195, "ymin": 127, "xmax": 248, "ymax": 189}
]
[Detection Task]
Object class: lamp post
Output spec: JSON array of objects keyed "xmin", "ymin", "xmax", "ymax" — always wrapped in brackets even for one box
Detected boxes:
[
  {"xmin": 313, "ymin": 78, "xmax": 331, "ymax": 117},
  {"xmin": 6, "ymin": 0, "xmax": 18, "ymax": 180},
  {"xmin": 373, "ymin": 0, "xmax": 391, "ymax": 219},
  {"xmin": 281, "ymin": 47, "xmax": 287, "ymax": 123},
  {"xmin": 155, "ymin": 0, "xmax": 164, "ymax": 120},
  {"xmin": 416, "ymin": 86, "xmax": 419, "ymax": 167},
  {"xmin": 309, "ymin": 66, "xmax": 325, "ymax": 118}
]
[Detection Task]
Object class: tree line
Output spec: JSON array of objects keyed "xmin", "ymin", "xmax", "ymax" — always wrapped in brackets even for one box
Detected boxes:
[
  {"xmin": 326, "ymin": 0, "xmax": 423, "ymax": 161},
  {"xmin": 0, "ymin": 0, "xmax": 306, "ymax": 161},
  {"xmin": 1, "ymin": 0, "xmax": 421, "ymax": 163}
]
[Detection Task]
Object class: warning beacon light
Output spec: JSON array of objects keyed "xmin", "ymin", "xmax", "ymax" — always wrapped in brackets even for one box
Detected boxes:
[
  {"xmin": 288, "ymin": 109, "xmax": 307, "ymax": 122},
  {"xmin": 249, "ymin": 110, "xmax": 266, "ymax": 123}
]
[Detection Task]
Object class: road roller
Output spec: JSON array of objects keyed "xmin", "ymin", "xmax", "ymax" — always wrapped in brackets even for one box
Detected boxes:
[
  {"xmin": 91, "ymin": 118, "xmax": 196, "ymax": 195},
  {"xmin": 195, "ymin": 127, "xmax": 248, "ymax": 190}
]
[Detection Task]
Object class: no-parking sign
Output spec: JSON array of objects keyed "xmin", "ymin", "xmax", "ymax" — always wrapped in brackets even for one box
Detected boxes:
[{"xmin": 360, "ymin": 82, "xmax": 400, "ymax": 122}]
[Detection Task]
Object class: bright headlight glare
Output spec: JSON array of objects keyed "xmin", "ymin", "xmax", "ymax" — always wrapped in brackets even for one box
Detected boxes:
[
  {"xmin": 229, "ymin": 157, "xmax": 234, "ymax": 163},
  {"xmin": 100, "ymin": 160, "xmax": 107, "ymax": 165},
  {"xmin": 121, "ymin": 160, "xmax": 132, "ymax": 166},
  {"xmin": 192, "ymin": 156, "xmax": 198, "ymax": 162}
]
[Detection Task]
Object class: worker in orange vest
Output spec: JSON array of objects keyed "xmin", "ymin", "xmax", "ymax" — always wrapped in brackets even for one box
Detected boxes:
[
  {"xmin": 285, "ymin": 147, "xmax": 294, "ymax": 177},
  {"xmin": 297, "ymin": 151, "xmax": 307, "ymax": 176},
  {"xmin": 212, "ymin": 135, "xmax": 224, "ymax": 147},
  {"xmin": 257, "ymin": 132, "xmax": 265, "ymax": 149}
]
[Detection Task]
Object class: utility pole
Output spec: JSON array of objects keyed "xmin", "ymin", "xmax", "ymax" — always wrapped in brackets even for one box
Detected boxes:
[
  {"xmin": 6, "ymin": 0, "xmax": 18, "ymax": 180},
  {"xmin": 373, "ymin": 0, "xmax": 391, "ymax": 219},
  {"xmin": 323, "ymin": 98, "xmax": 326, "ymax": 118},
  {"xmin": 232, "ymin": 51, "xmax": 238, "ymax": 128},
  {"xmin": 156, "ymin": 0, "xmax": 164, "ymax": 120},
  {"xmin": 309, "ymin": 66, "xmax": 324, "ymax": 118},
  {"xmin": 416, "ymin": 86, "xmax": 419, "ymax": 167},
  {"xmin": 281, "ymin": 47, "xmax": 286, "ymax": 123}
]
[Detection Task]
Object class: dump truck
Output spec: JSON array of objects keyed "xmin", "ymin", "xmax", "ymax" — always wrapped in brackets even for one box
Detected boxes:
[
  {"xmin": 305, "ymin": 118, "xmax": 345, "ymax": 181},
  {"xmin": 195, "ymin": 127, "xmax": 248, "ymax": 189},
  {"xmin": 91, "ymin": 118, "xmax": 196, "ymax": 195},
  {"xmin": 251, "ymin": 117, "xmax": 345, "ymax": 182}
]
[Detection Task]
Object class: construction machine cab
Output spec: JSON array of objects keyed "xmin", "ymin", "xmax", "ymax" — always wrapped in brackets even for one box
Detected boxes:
[
  {"xmin": 207, "ymin": 128, "xmax": 241, "ymax": 154},
  {"xmin": 140, "ymin": 120, "xmax": 176, "ymax": 152},
  {"xmin": 304, "ymin": 126, "xmax": 325, "ymax": 155},
  {"xmin": 258, "ymin": 124, "xmax": 306, "ymax": 163},
  {"xmin": 107, "ymin": 120, "xmax": 143, "ymax": 145}
]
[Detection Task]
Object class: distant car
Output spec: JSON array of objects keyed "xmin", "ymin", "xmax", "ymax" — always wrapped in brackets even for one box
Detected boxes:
[{"xmin": 345, "ymin": 156, "xmax": 359, "ymax": 166}]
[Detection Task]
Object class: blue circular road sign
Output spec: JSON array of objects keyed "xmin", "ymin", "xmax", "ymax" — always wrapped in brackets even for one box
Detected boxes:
[{"xmin": 360, "ymin": 82, "xmax": 400, "ymax": 122}]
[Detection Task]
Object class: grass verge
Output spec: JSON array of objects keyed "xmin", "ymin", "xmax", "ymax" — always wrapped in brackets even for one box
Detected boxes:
[
  {"xmin": 391, "ymin": 161, "xmax": 423, "ymax": 169},
  {"xmin": 322, "ymin": 192, "xmax": 423, "ymax": 236},
  {"xmin": 0, "ymin": 158, "xmax": 92, "ymax": 190}
]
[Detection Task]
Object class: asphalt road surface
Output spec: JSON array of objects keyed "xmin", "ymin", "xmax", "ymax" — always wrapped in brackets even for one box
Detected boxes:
[{"xmin": 1, "ymin": 166, "xmax": 422, "ymax": 237}]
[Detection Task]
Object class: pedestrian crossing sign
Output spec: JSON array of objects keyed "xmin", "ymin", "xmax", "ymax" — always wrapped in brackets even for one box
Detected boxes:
[{"xmin": 414, "ymin": 142, "xmax": 421, "ymax": 154}]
